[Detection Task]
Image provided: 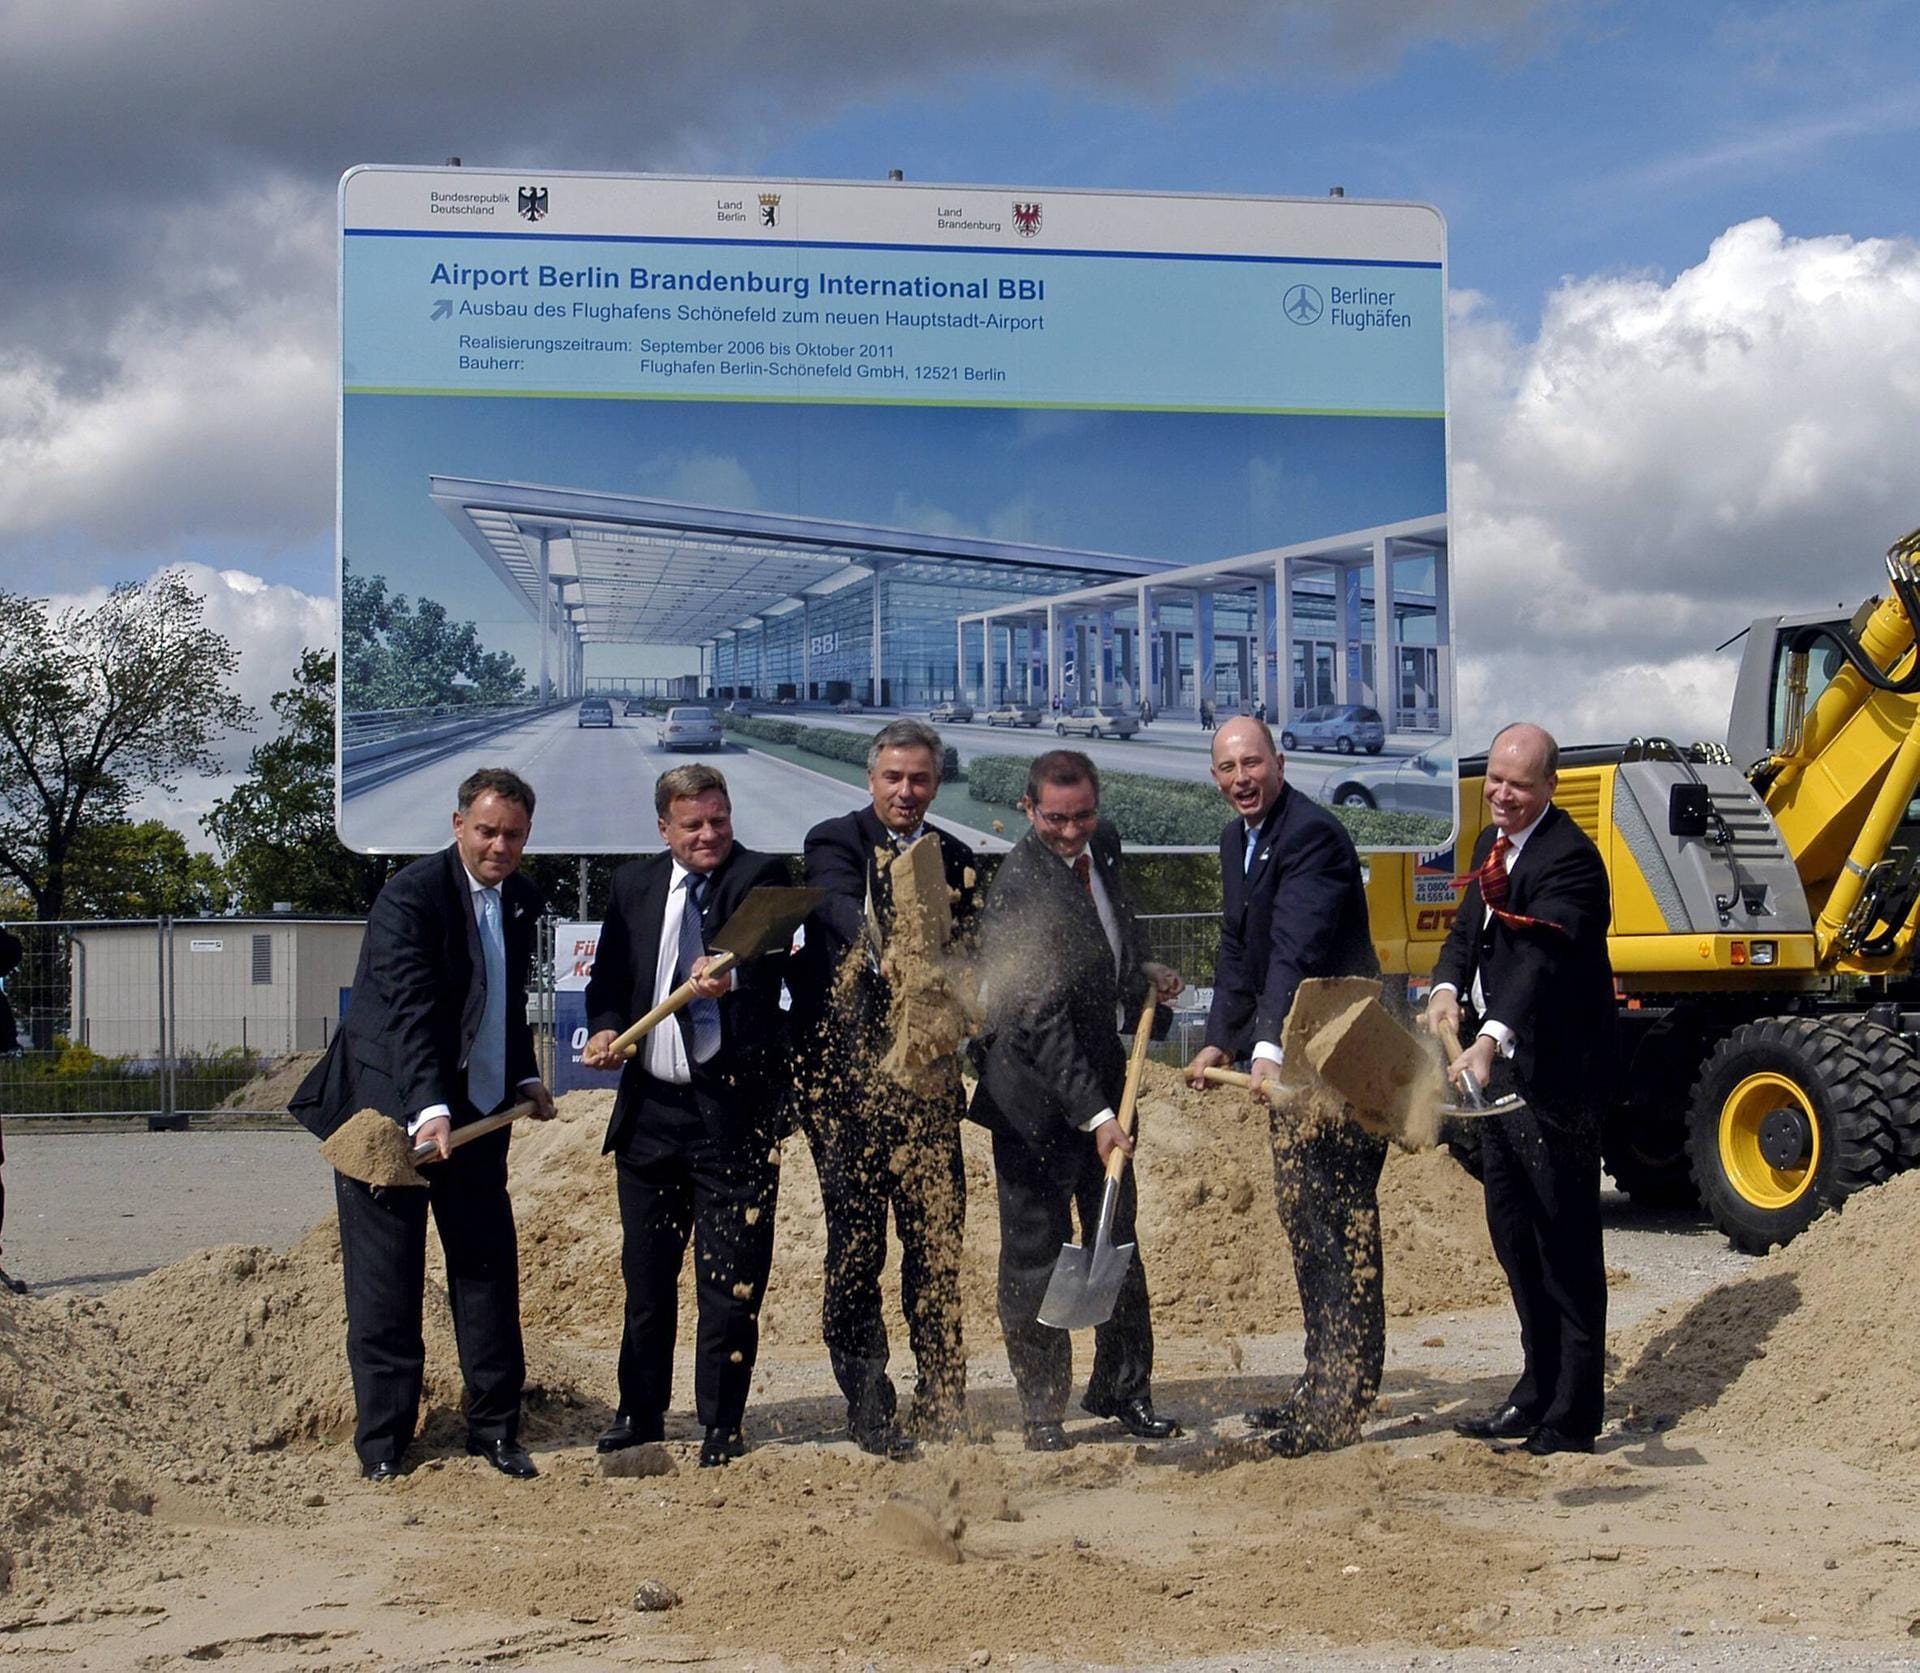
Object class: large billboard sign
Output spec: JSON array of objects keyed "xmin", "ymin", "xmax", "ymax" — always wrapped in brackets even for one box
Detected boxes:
[{"xmin": 338, "ymin": 168, "xmax": 1455, "ymax": 855}]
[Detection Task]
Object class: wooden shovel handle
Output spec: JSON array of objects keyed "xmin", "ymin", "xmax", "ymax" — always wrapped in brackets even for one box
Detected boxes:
[
  {"xmin": 1197, "ymin": 1064, "xmax": 1285, "ymax": 1107},
  {"xmin": 410, "ymin": 1099, "xmax": 538, "ymax": 1164},
  {"xmin": 608, "ymin": 949, "xmax": 740, "ymax": 1059},
  {"xmin": 1105, "ymin": 991, "xmax": 1161, "ymax": 1182}
]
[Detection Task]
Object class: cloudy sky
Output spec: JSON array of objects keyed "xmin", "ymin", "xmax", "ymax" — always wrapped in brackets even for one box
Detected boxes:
[{"xmin": 4, "ymin": 0, "xmax": 1916, "ymax": 836}]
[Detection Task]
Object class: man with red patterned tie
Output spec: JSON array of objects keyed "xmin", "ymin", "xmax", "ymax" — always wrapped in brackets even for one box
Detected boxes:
[{"xmin": 1426, "ymin": 723, "xmax": 1616, "ymax": 1457}]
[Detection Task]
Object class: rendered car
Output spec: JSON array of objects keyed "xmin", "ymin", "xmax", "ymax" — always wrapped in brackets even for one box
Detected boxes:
[
  {"xmin": 576, "ymin": 697, "xmax": 613, "ymax": 729},
  {"xmin": 928, "ymin": 700, "xmax": 975, "ymax": 723},
  {"xmin": 1054, "ymin": 704, "xmax": 1140, "ymax": 740},
  {"xmin": 1280, "ymin": 703, "xmax": 1386, "ymax": 755},
  {"xmin": 1326, "ymin": 747, "xmax": 1455, "ymax": 818},
  {"xmin": 657, "ymin": 705, "xmax": 723, "ymax": 751},
  {"xmin": 832, "ymin": 696, "xmax": 864, "ymax": 714},
  {"xmin": 983, "ymin": 703, "xmax": 1043, "ymax": 728},
  {"xmin": 623, "ymin": 697, "xmax": 648, "ymax": 715},
  {"xmin": 722, "ymin": 699, "xmax": 754, "ymax": 715}
]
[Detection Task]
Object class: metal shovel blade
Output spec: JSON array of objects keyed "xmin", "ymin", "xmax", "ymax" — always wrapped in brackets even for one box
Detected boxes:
[{"xmin": 1037, "ymin": 1174, "xmax": 1135, "ymax": 1330}]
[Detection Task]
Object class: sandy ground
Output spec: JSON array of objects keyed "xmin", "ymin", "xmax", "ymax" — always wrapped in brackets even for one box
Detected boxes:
[{"xmin": 4, "ymin": 1077, "xmax": 1920, "ymax": 1672}]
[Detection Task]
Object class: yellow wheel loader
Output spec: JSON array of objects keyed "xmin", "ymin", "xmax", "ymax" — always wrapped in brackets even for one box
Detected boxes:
[{"xmin": 1366, "ymin": 528, "xmax": 1920, "ymax": 1252}]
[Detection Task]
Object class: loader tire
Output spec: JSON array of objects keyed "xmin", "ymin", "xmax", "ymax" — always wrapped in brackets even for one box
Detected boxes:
[
  {"xmin": 1686, "ymin": 1016, "xmax": 1901, "ymax": 1254},
  {"xmin": 1601, "ymin": 1102, "xmax": 1699, "ymax": 1211},
  {"xmin": 1855, "ymin": 1021, "xmax": 1920, "ymax": 1171}
]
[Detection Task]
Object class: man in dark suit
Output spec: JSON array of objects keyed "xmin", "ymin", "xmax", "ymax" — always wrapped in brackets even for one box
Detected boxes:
[
  {"xmin": 971, "ymin": 750, "xmax": 1183, "ymax": 1452},
  {"xmin": 792, "ymin": 720, "xmax": 980, "ymax": 1457},
  {"xmin": 292, "ymin": 768, "xmax": 554, "ymax": 1483},
  {"xmin": 1427, "ymin": 722, "xmax": 1616, "ymax": 1457},
  {"xmin": 1186, "ymin": 717, "xmax": 1387, "ymax": 1456},
  {"xmin": 581, "ymin": 764, "xmax": 791, "ymax": 1468}
]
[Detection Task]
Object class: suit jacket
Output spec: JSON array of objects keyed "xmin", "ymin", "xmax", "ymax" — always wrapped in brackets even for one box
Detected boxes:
[
  {"xmin": 1431, "ymin": 803, "xmax": 1617, "ymax": 1111},
  {"xmin": 972, "ymin": 821, "xmax": 1161, "ymax": 1155},
  {"xmin": 1205, "ymin": 783, "xmax": 1379, "ymax": 1058},
  {"xmin": 584, "ymin": 843, "xmax": 792, "ymax": 1152},
  {"xmin": 791, "ymin": 804, "xmax": 981, "ymax": 1045},
  {"xmin": 291, "ymin": 845, "xmax": 541, "ymax": 1141}
]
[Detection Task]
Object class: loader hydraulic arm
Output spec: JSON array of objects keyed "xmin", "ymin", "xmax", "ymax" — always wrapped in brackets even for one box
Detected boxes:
[{"xmin": 1762, "ymin": 530, "xmax": 1920, "ymax": 972}]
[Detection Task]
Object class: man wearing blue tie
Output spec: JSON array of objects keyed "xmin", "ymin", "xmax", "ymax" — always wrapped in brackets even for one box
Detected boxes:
[
  {"xmin": 581, "ymin": 765, "xmax": 792, "ymax": 1468},
  {"xmin": 1185, "ymin": 718, "xmax": 1386, "ymax": 1457},
  {"xmin": 292, "ymin": 768, "xmax": 554, "ymax": 1483}
]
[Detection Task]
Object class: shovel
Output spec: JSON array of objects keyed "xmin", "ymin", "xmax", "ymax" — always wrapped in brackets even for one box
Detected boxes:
[
  {"xmin": 606, "ymin": 884, "xmax": 822, "ymax": 1060},
  {"xmin": 1198, "ymin": 1064, "xmax": 1523, "ymax": 1121},
  {"xmin": 1037, "ymin": 991, "xmax": 1159, "ymax": 1331},
  {"xmin": 321, "ymin": 1098, "xmax": 539, "ymax": 1189}
]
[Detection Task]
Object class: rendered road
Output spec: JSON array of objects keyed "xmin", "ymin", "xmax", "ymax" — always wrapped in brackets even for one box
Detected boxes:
[
  {"xmin": 340, "ymin": 708, "xmax": 1008, "ymax": 853},
  {"xmin": 342, "ymin": 705, "xmax": 1437, "ymax": 853}
]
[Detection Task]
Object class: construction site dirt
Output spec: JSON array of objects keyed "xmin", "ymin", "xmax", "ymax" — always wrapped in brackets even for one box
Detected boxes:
[{"xmin": 4, "ymin": 1080, "xmax": 1920, "ymax": 1672}]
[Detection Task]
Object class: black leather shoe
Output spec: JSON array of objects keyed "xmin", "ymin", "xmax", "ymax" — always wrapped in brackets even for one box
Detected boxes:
[
  {"xmin": 699, "ymin": 1427, "xmax": 746, "ymax": 1468},
  {"xmin": 1453, "ymin": 1402, "xmax": 1535, "ymax": 1441},
  {"xmin": 1022, "ymin": 1420, "xmax": 1074, "ymax": 1453},
  {"xmin": 466, "ymin": 1436, "xmax": 538, "ymax": 1478},
  {"xmin": 1084, "ymin": 1395, "xmax": 1181, "ymax": 1440},
  {"xmin": 361, "ymin": 1458, "xmax": 404, "ymax": 1483},
  {"xmin": 1519, "ymin": 1425, "xmax": 1595, "ymax": 1457},
  {"xmin": 852, "ymin": 1422, "xmax": 918, "ymax": 1461},
  {"xmin": 596, "ymin": 1413, "xmax": 663, "ymax": 1454}
]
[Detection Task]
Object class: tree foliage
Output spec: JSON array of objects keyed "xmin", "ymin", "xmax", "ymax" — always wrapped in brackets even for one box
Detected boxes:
[
  {"xmin": 204, "ymin": 648, "xmax": 400, "ymax": 914},
  {"xmin": 343, "ymin": 568, "xmax": 527, "ymax": 711},
  {"xmin": 0, "ymin": 571, "xmax": 253, "ymax": 920},
  {"xmin": 64, "ymin": 820, "xmax": 232, "ymax": 917}
]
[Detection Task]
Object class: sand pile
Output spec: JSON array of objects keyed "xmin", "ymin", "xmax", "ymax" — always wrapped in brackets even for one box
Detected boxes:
[
  {"xmin": 506, "ymin": 1068, "xmax": 1504, "ymax": 1359},
  {"xmin": 1613, "ymin": 1167, "xmax": 1920, "ymax": 1454},
  {"xmin": 0, "ymin": 1292, "xmax": 166, "ymax": 1598},
  {"xmin": 99, "ymin": 1219, "xmax": 600, "ymax": 1456},
  {"xmin": 218, "ymin": 1050, "xmax": 323, "ymax": 1112}
]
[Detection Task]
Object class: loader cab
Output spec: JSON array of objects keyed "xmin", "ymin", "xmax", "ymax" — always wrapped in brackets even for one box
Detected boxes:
[{"xmin": 1726, "ymin": 605, "xmax": 1868, "ymax": 769}]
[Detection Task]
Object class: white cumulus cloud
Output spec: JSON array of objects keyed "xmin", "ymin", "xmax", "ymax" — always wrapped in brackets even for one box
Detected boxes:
[{"xmin": 1449, "ymin": 216, "xmax": 1920, "ymax": 752}]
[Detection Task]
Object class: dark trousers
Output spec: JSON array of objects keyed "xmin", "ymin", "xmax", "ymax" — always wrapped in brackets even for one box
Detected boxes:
[
  {"xmin": 613, "ymin": 1085, "xmax": 778, "ymax": 1432},
  {"xmin": 334, "ymin": 1124, "xmax": 523, "ymax": 1468},
  {"xmin": 992, "ymin": 1125, "xmax": 1152, "ymax": 1424},
  {"xmin": 803, "ymin": 1087, "xmax": 967, "ymax": 1432},
  {"xmin": 1481, "ymin": 1100, "xmax": 1607, "ymax": 1438},
  {"xmin": 1270, "ymin": 1105, "xmax": 1388, "ymax": 1426}
]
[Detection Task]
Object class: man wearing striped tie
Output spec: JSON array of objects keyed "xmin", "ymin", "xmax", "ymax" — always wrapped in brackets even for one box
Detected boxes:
[
  {"xmin": 1427, "ymin": 723, "xmax": 1616, "ymax": 1457},
  {"xmin": 581, "ymin": 765, "xmax": 792, "ymax": 1468},
  {"xmin": 292, "ymin": 767, "xmax": 554, "ymax": 1483}
]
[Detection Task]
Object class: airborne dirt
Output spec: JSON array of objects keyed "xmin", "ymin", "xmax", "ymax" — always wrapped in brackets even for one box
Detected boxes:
[{"xmin": 6, "ymin": 1086, "xmax": 1920, "ymax": 1669}]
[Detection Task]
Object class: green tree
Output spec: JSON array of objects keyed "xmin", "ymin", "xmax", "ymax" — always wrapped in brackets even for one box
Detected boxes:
[
  {"xmin": 64, "ymin": 820, "xmax": 232, "ymax": 917},
  {"xmin": 204, "ymin": 649, "xmax": 400, "ymax": 914},
  {"xmin": 342, "ymin": 569, "xmax": 527, "ymax": 711},
  {"xmin": 0, "ymin": 571, "xmax": 253, "ymax": 920}
]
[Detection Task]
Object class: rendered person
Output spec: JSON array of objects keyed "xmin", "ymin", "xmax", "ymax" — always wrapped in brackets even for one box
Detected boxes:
[
  {"xmin": 970, "ymin": 750, "xmax": 1184, "ymax": 1451},
  {"xmin": 1427, "ymin": 723, "xmax": 1617, "ymax": 1456},
  {"xmin": 791, "ymin": 720, "xmax": 981, "ymax": 1455},
  {"xmin": 291, "ymin": 768, "xmax": 555, "ymax": 1482},
  {"xmin": 1186, "ymin": 718, "xmax": 1386, "ymax": 1455},
  {"xmin": 581, "ymin": 765, "xmax": 791, "ymax": 1468}
]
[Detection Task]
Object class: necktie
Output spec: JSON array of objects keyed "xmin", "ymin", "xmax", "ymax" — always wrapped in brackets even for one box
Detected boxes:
[
  {"xmin": 677, "ymin": 873, "xmax": 722, "ymax": 1063},
  {"xmin": 1467, "ymin": 832, "xmax": 1566, "ymax": 936},
  {"xmin": 468, "ymin": 887, "xmax": 507, "ymax": 1113},
  {"xmin": 1072, "ymin": 853, "xmax": 1092, "ymax": 894},
  {"xmin": 1478, "ymin": 834, "xmax": 1513, "ymax": 913},
  {"xmin": 1244, "ymin": 827, "xmax": 1260, "ymax": 875}
]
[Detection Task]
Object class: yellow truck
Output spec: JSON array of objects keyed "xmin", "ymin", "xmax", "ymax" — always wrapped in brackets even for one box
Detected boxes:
[{"xmin": 1367, "ymin": 528, "xmax": 1920, "ymax": 1252}]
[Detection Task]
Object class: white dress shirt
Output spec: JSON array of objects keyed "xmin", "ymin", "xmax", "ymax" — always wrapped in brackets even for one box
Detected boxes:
[
  {"xmin": 646, "ymin": 858, "xmax": 708, "ymax": 1085},
  {"xmin": 1061, "ymin": 843, "xmax": 1126, "ymax": 1134}
]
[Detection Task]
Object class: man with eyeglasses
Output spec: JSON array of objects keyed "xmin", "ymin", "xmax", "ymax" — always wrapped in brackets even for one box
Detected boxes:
[{"xmin": 970, "ymin": 750, "xmax": 1184, "ymax": 1452}]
